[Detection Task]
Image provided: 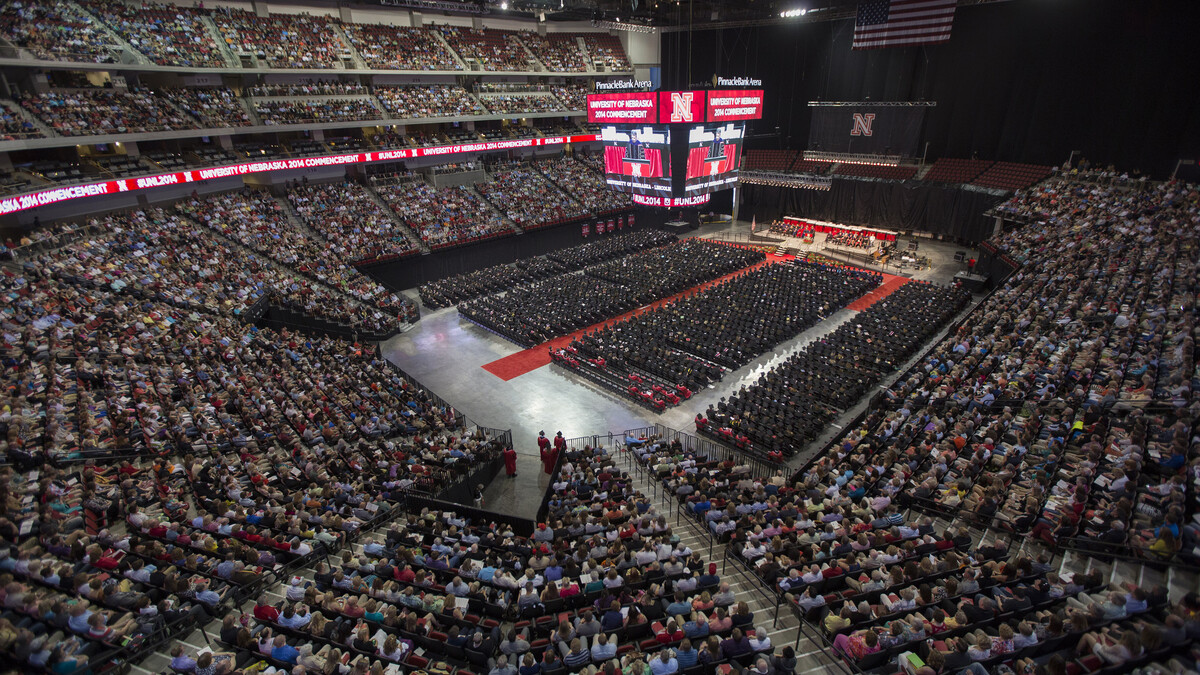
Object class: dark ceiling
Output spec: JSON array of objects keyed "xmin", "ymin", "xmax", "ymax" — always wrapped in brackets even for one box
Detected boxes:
[{"xmin": 368, "ymin": 0, "xmax": 867, "ymax": 26}]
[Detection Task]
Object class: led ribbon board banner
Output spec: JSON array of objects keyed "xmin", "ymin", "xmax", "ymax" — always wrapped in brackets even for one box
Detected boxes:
[
  {"xmin": 706, "ymin": 90, "xmax": 764, "ymax": 122},
  {"xmin": 586, "ymin": 92, "xmax": 659, "ymax": 124},
  {"xmin": 0, "ymin": 134, "xmax": 600, "ymax": 216}
]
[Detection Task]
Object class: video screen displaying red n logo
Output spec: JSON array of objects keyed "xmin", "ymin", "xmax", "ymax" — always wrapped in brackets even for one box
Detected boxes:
[
  {"xmin": 850, "ymin": 113, "xmax": 875, "ymax": 136},
  {"xmin": 670, "ymin": 92, "xmax": 695, "ymax": 122}
]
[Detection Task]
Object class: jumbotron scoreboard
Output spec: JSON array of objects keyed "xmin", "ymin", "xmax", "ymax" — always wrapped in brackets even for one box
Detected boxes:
[{"xmin": 587, "ymin": 86, "xmax": 764, "ymax": 207}]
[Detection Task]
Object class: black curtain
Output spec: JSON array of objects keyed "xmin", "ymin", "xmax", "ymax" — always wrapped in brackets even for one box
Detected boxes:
[
  {"xmin": 741, "ymin": 179, "xmax": 1003, "ymax": 243},
  {"xmin": 360, "ymin": 210, "xmax": 650, "ymax": 291},
  {"xmin": 666, "ymin": 0, "xmax": 1200, "ymax": 177}
]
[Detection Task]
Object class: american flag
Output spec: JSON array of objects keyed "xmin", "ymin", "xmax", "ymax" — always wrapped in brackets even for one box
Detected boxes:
[{"xmin": 853, "ymin": 0, "xmax": 957, "ymax": 50}]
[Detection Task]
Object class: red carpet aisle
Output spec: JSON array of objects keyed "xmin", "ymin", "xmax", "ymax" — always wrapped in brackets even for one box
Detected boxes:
[
  {"xmin": 846, "ymin": 274, "xmax": 909, "ymax": 311},
  {"xmin": 481, "ymin": 255, "xmax": 910, "ymax": 381}
]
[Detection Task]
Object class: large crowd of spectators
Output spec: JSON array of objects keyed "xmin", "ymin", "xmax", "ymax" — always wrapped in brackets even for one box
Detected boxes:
[
  {"xmin": 418, "ymin": 230, "xmax": 673, "ymax": 309},
  {"xmin": 648, "ymin": 436, "xmax": 1191, "ymax": 675},
  {"xmin": 252, "ymin": 98, "xmax": 382, "ymax": 125},
  {"xmin": 437, "ymin": 26, "xmax": 535, "ymax": 72},
  {"xmin": 535, "ymin": 157, "xmax": 632, "ymax": 214},
  {"xmin": 796, "ymin": 177, "xmax": 1200, "ymax": 567},
  {"xmin": 0, "ymin": 2, "xmax": 635, "ymax": 76},
  {"xmin": 0, "ymin": 0, "xmax": 120, "ymax": 62},
  {"xmin": 286, "ymin": 181, "xmax": 419, "ymax": 264},
  {"xmin": 178, "ymin": 189, "xmax": 418, "ymax": 328},
  {"xmin": 461, "ymin": 240, "xmax": 763, "ymax": 347},
  {"xmin": 212, "ymin": 9, "xmax": 343, "ymax": 69},
  {"xmin": 550, "ymin": 84, "xmax": 590, "ymax": 111},
  {"xmin": 582, "ymin": 35, "xmax": 632, "ymax": 72},
  {"xmin": 83, "ymin": 0, "xmax": 228, "ymax": 68},
  {"xmin": 374, "ymin": 85, "xmax": 487, "ymax": 120},
  {"xmin": 480, "ymin": 93, "xmax": 569, "ymax": 115},
  {"xmin": 521, "ymin": 33, "xmax": 589, "ymax": 72},
  {"xmin": 0, "ymin": 229, "xmax": 497, "ymax": 672},
  {"xmin": 558, "ymin": 262, "xmax": 880, "ymax": 408},
  {"xmin": 673, "ymin": 176, "xmax": 1200, "ymax": 675},
  {"xmin": 700, "ymin": 280, "xmax": 969, "ymax": 458},
  {"xmin": 476, "ymin": 165, "xmax": 589, "ymax": 231},
  {"xmin": 27, "ymin": 206, "xmax": 409, "ymax": 334},
  {"xmin": 19, "ymin": 88, "xmax": 197, "ymax": 136},
  {"xmin": 247, "ymin": 82, "xmax": 369, "ymax": 97},
  {"xmin": 163, "ymin": 87, "xmax": 252, "ymax": 128},
  {"xmin": 342, "ymin": 23, "xmax": 462, "ymax": 70},
  {"xmin": 0, "ymin": 99, "xmax": 42, "ymax": 139},
  {"xmin": 376, "ymin": 180, "xmax": 514, "ymax": 249}
]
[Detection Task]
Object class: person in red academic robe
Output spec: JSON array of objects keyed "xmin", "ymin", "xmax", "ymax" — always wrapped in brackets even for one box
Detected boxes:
[
  {"xmin": 553, "ymin": 431, "xmax": 567, "ymax": 454},
  {"xmin": 538, "ymin": 431, "xmax": 556, "ymax": 475},
  {"xmin": 503, "ymin": 446, "xmax": 518, "ymax": 478}
]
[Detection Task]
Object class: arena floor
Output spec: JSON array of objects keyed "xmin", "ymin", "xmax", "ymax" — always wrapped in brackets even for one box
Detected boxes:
[{"xmin": 380, "ymin": 220, "xmax": 979, "ymax": 520}]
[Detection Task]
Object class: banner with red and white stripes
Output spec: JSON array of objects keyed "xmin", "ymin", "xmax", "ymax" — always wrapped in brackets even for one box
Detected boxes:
[{"xmin": 852, "ymin": 0, "xmax": 956, "ymax": 50}]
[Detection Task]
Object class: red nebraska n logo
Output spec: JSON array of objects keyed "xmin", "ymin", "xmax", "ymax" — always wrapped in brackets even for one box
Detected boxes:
[
  {"xmin": 670, "ymin": 92, "xmax": 695, "ymax": 122},
  {"xmin": 850, "ymin": 113, "xmax": 875, "ymax": 136}
]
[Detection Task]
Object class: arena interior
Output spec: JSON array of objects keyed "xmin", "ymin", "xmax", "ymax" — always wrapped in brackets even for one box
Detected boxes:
[{"xmin": 0, "ymin": 1, "xmax": 1199, "ymax": 675}]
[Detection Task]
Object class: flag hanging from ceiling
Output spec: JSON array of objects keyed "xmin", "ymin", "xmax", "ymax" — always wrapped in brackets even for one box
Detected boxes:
[{"xmin": 853, "ymin": 0, "xmax": 957, "ymax": 50}]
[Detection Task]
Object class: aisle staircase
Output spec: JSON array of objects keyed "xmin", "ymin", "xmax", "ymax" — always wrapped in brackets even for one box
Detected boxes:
[
  {"xmin": 199, "ymin": 15, "xmax": 242, "ymax": 68},
  {"xmin": 1, "ymin": 98, "xmax": 58, "ymax": 137},
  {"xmin": 431, "ymin": 30, "xmax": 470, "ymax": 71},
  {"xmin": 67, "ymin": 0, "xmax": 153, "ymax": 65}
]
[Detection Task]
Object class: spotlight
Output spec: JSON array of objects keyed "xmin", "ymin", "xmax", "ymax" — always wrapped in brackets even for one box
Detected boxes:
[
  {"xmin": 500, "ymin": 1, "xmax": 507, "ymax": 8},
  {"xmin": 780, "ymin": 8, "xmax": 807, "ymax": 17}
]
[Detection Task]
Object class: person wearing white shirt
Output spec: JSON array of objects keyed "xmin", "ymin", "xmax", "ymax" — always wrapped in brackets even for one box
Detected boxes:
[
  {"xmin": 800, "ymin": 566, "xmax": 823, "ymax": 584},
  {"xmin": 748, "ymin": 628, "xmax": 771, "ymax": 652}
]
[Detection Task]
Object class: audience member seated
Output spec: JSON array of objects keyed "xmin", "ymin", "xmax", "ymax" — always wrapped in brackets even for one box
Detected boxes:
[
  {"xmin": 581, "ymin": 34, "xmax": 632, "ymax": 71},
  {"xmin": 826, "ymin": 231, "xmax": 874, "ymax": 250},
  {"xmin": 0, "ymin": 100, "xmax": 42, "ymax": 139},
  {"xmin": 178, "ymin": 189, "xmax": 418, "ymax": 327},
  {"xmin": 247, "ymin": 81, "xmax": 370, "ymax": 97},
  {"xmin": 482, "ymin": 93, "xmax": 568, "ymax": 115},
  {"xmin": 521, "ymin": 33, "xmax": 588, "ymax": 72},
  {"xmin": 419, "ymin": 258, "xmax": 568, "ymax": 309}
]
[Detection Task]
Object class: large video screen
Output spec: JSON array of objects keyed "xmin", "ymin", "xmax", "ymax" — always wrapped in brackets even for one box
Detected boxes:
[
  {"xmin": 684, "ymin": 122, "xmax": 744, "ymax": 195},
  {"xmin": 600, "ymin": 125, "xmax": 672, "ymax": 196}
]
